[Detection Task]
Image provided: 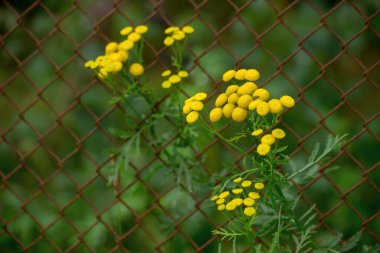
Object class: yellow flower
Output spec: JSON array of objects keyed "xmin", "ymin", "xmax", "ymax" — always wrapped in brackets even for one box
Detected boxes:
[
  {"xmin": 161, "ymin": 70, "xmax": 171, "ymax": 77},
  {"xmin": 244, "ymin": 69, "xmax": 260, "ymax": 81},
  {"xmin": 186, "ymin": 111, "xmax": 199, "ymax": 124},
  {"xmin": 215, "ymin": 93, "xmax": 228, "ymax": 107},
  {"xmin": 172, "ymin": 30, "xmax": 185, "ymax": 40},
  {"xmin": 120, "ymin": 26, "xmax": 133, "ymax": 36},
  {"xmin": 209, "ymin": 108, "xmax": 223, "ymax": 122},
  {"xmin": 97, "ymin": 68, "xmax": 108, "ymax": 79},
  {"xmin": 256, "ymin": 101, "xmax": 270, "ymax": 116},
  {"xmin": 164, "ymin": 26, "xmax": 179, "ymax": 34},
  {"xmin": 243, "ymin": 198, "xmax": 255, "ymax": 206},
  {"xmin": 237, "ymin": 82, "xmax": 257, "ymax": 95},
  {"xmin": 227, "ymin": 93, "xmax": 239, "ymax": 104},
  {"xmin": 111, "ymin": 61, "xmax": 123, "ymax": 73},
  {"xmin": 248, "ymin": 192, "xmax": 260, "ymax": 199},
  {"xmin": 237, "ymin": 95, "xmax": 253, "ymax": 109},
  {"xmin": 255, "ymin": 183, "xmax": 265, "ymax": 190},
  {"xmin": 232, "ymin": 198, "xmax": 243, "ymax": 206},
  {"xmin": 217, "ymin": 204, "xmax": 225, "ymax": 211},
  {"xmin": 234, "ymin": 69, "xmax": 247, "ymax": 80},
  {"xmin": 193, "ymin": 92, "xmax": 207, "ymax": 101},
  {"xmin": 280, "ymin": 95, "xmax": 295, "ymax": 108},
  {"xmin": 248, "ymin": 99, "xmax": 262, "ymax": 110},
  {"xmin": 108, "ymin": 53, "xmax": 123, "ymax": 62},
  {"xmin": 268, "ymin": 99, "xmax": 283, "ymax": 114},
  {"xmin": 222, "ymin": 103, "xmax": 235, "ymax": 118},
  {"xmin": 168, "ymin": 75, "xmax": 181, "ymax": 84},
  {"xmin": 162, "ymin": 81, "xmax": 172, "ymax": 89},
  {"xmin": 178, "ymin": 70, "xmax": 189, "ymax": 78},
  {"xmin": 118, "ymin": 51, "xmax": 128, "ymax": 62},
  {"xmin": 226, "ymin": 202, "xmax": 237, "ymax": 211},
  {"xmin": 182, "ymin": 26, "xmax": 195, "ymax": 34},
  {"xmin": 251, "ymin": 129, "xmax": 263, "ymax": 136},
  {"xmin": 190, "ymin": 101, "xmax": 204, "ymax": 111},
  {"xmin": 244, "ymin": 207, "xmax": 256, "ymax": 216},
  {"xmin": 272, "ymin": 128, "xmax": 286, "ymax": 139},
  {"xmin": 135, "ymin": 25, "xmax": 148, "ymax": 34},
  {"xmin": 119, "ymin": 40, "xmax": 134, "ymax": 51},
  {"xmin": 225, "ymin": 84, "xmax": 239, "ymax": 95},
  {"xmin": 241, "ymin": 180, "xmax": 252, "ymax": 188},
  {"xmin": 222, "ymin": 70, "xmax": 236, "ymax": 82},
  {"xmin": 210, "ymin": 196, "xmax": 218, "ymax": 201},
  {"xmin": 129, "ymin": 63, "xmax": 144, "ymax": 76},
  {"xmin": 257, "ymin": 143, "xmax": 270, "ymax": 156},
  {"xmin": 105, "ymin": 42, "xmax": 119, "ymax": 54},
  {"xmin": 219, "ymin": 191, "xmax": 230, "ymax": 199},
  {"xmin": 261, "ymin": 134, "xmax": 276, "ymax": 145},
  {"xmin": 128, "ymin": 32, "xmax": 141, "ymax": 42},
  {"xmin": 253, "ymin": 88, "xmax": 270, "ymax": 101},
  {"xmin": 216, "ymin": 198, "xmax": 225, "ymax": 205},
  {"xmin": 182, "ymin": 103, "xmax": 191, "ymax": 114},
  {"xmin": 232, "ymin": 188, "xmax": 243, "ymax": 194},
  {"xmin": 164, "ymin": 36, "xmax": 174, "ymax": 46},
  {"xmin": 84, "ymin": 60, "xmax": 98, "ymax": 69},
  {"xmin": 233, "ymin": 177, "xmax": 242, "ymax": 183},
  {"xmin": 232, "ymin": 107, "xmax": 248, "ymax": 122}
]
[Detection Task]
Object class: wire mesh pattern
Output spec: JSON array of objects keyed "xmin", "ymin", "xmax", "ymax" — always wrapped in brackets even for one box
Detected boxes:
[{"xmin": 0, "ymin": 0, "xmax": 379, "ymax": 252}]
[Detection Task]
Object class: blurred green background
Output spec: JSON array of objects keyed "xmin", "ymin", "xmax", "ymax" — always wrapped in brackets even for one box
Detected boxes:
[{"xmin": 0, "ymin": 0, "xmax": 379, "ymax": 252}]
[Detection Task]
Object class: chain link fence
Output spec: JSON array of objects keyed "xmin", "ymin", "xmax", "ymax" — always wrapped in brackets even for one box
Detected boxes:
[{"xmin": 1, "ymin": 0, "xmax": 379, "ymax": 252}]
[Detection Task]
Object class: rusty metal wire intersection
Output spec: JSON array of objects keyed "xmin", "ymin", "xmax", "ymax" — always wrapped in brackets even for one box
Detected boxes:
[{"xmin": 0, "ymin": 0, "xmax": 379, "ymax": 252}]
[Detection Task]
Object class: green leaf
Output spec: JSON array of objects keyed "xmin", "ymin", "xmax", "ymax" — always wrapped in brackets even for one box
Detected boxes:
[{"xmin": 340, "ymin": 231, "xmax": 362, "ymax": 252}]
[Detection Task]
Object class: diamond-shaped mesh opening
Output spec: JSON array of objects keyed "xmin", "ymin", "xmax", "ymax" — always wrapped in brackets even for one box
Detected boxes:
[
  {"xmin": 346, "ymin": 182, "xmax": 380, "ymax": 220},
  {"xmin": 26, "ymin": 192, "xmax": 60, "ymax": 227},
  {"xmin": 0, "ymin": 187, "xmax": 22, "ymax": 221},
  {"xmin": 0, "ymin": 141, "xmax": 20, "ymax": 173},
  {"xmin": 261, "ymin": 24, "xmax": 299, "ymax": 62},
  {"xmin": 282, "ymin": 2, "xmax": 321, "ymax": 38},
  {"xmin": 3, "ymin": 74, "xmax": 37, "ymax": 109},
  {"xmin": 304, "ymin": 26, "xmax": 343, "ymax": 64},
  {"xmin": 7, "ymin": 166, "xmax": 41, "ymax": 201},
  {"xmin": 44, "ymin": 172, "xmax": 77, "ymax": 207},
  {"xmin": 325, "ymin": 3, "xmax": 365, "ymax": 42},
  {"xmin": 23, "ymin": 54, "xmax": 57, "ymax": 88},
  {"xmin": 41, "ymin": 31, "xmax": 77, "ymax": 66},
  {"xmin": 2, "ymin": 27, "xmax": 37, "ymax": 61},
  {"xmin": 44, "ymin": 218, "xmax": 79, "ymax": 251},
  {"xmin": 24, "ymin": 100, "xmax": 57, "ymax": 134},
  {"xmin": 23, "ymin": 4, "xmax": 56, "ymax": 40},
  {"xmin": 42, "ymin": 125, "xmax": 78, "ymax": 160},
  {"xmin": 24, "ymin": 147, "xmax": 57, "ymax": 179},
  {"xmin": 346, "ymin": 81, "xmax": 380, "ymax": 119},
  {"xmin": 346, "ymin": 131, "xmax": 380, "ymax": 169},
  {"xmin": 7, "ymin": 212, "xmax": 41, "ymax": 246},
  {"xmin": 59, "ymin": 9, "xmax": 94, "ymax": 43},
  {"xmin": 240, "ymin": 1, "xmax": 277, "ymax": 34},
  {"xmin": 325, "ymin": 154, "xmax": 364, "ymax": 192},
  {"xmin": 324, "ymin": 203, "xmax": 363, "ymax": 237}
]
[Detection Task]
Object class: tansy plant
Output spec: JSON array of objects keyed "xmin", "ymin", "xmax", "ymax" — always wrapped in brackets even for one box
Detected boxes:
[
  {"xmin": 84, "ymin": 24, "xmax": 206, "ymax": 191},
  {"xmin": 152, "ymin": 25, "xmax": 208, "ymax": 191},
  {"xmin": 183, "ymin": 68, "xmax": 351, "ymax": 252}
]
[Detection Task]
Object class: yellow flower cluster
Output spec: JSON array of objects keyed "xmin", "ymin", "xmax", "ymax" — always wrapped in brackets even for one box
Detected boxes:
[
  {"xmin": 222, "ymin": 69, "xmax": 260, "ymax": 82},
  {"xmin": 161, "ymin": 69, "xmax": 189, "ymax": 89},
  {"xmin": 182, "ymin": 92, "xmax": 207, "ymax": 123},
  {"xmin": 211, "ymin": 177, "xmax": 264, "ymax": 217},
  {"xmin": 163, "ymin": 26, "xmax": 195, "ymax": 46},
  {"xmin": 209, "ymin": 69, "xmax": 296, "ymax": 122},
  {"xmin": 84, "ymin": 25, "xmax": 148, "ymax": 79},
  {"xmin": 253, "ymin": 128, "xmax": 286, "ymax": 156}
]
